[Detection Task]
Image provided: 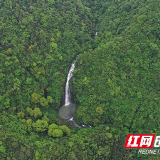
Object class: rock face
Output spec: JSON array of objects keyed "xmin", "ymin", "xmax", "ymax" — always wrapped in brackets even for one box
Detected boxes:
[{"xmin": 58, "ymin": 103, "xmax": 76, "ymax": 120}]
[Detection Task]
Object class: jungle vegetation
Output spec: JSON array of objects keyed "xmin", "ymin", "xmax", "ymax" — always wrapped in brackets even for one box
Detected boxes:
[{"xmin": 0, "ymin": 0, "xmax": 160, "ymax": 159}]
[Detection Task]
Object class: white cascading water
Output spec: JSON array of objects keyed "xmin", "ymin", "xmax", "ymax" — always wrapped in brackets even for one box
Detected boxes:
[
  {"xmin": 64, "ymin": 54, "xmax": 80, "ymax": 106},
  {"xmin": 65, "ymin": 59, "xmax": 76, "ymax": 106},
  {"xmin": 94, "ymin": 24, "xmax": 98, "ymax": 39}
]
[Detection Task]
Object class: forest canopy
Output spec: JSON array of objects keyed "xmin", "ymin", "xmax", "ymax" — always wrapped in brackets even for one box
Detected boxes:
[{"xmin": 0, "ymin": 0, "xmax": 160, "ymax": 159}]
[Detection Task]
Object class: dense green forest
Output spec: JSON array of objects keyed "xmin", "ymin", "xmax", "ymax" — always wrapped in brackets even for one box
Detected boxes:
[{"xmin": 0, "ymin": 0, "xmax": 160, "ymax": 159}]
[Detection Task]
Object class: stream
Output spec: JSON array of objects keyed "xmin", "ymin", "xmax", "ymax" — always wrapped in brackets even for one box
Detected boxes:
[
  {"xmin": 58, "ymin": 24, "xmax": 135, "ymax": 160},
  {"xmin": 58, "ymin": 27, "xmax": 103, "ymax": 128}
]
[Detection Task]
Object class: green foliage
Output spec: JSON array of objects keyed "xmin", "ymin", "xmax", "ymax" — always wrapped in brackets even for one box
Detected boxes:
[
  {"xmin": 47, "ymin": 96, "xmax": 53, "ymax": 103},
  {"xmin": 59, "ymin": 125, "xmax": 71, "ymax": 135},
  {"xmin": 26, "ymin": 107, "xmax": 32, "ymax": 114},
  {"xmin": 73, "ymin": 0, "xmax": 160, "ymax": 138},
  {"xmin": 137, "ymin": 15, "xmax": 147, "ymax": 24},
  {"xmin": 4, "ymin": 98, "xmax": 10, "ymax": 109},
  {"xmin": 96, "ymin": 107, "xmax": 103, "ymax": 115},
  {"xmin": 27, "ymin": 107, "xmax": 42, "ymax": 118},
  {"xmin": 48, "ymin": 124, "xmax": 70, "ymax": 137},
  {"xmin": 29, "ymin": 93, "xmax": 52, "ymax": 112},
  {"xmin": 48, "ymin": 123, "xmax": 59, "ymax": 136},
  {"xmin": 106, "ymin": 133, "xmax": 112, "ymax": 139},
  {"xmin": 26, "ymin": 119, "xmax": 32, "ymax": 125},
  {"xmin": 50, "ymin": 42, "xmax": 58, "ymax": 49},
  {"xmin": 17, "ymin": 112, "xmax": 25, "ymax": 119},
  {"xmin": 0, "ymin": 141, "xmax": 6, "ymax": 153},
  {"xmin": 31, "ymin": 93, "xmax": 41, "ymax": 103},
  {"xmin": 52, "ymin": 129, "xmax": 63, "ymax": 138},
  {"xmin": 35, "ymin": 150, "xmax": 41, "ymax": 160},
  {"xmin": 42, "ymin": 116, "xmax": 50, "ymax": 123},
  {"xmin": 26, "ymin": 78, "xmax": 33, "ymax": 85},
  {"xmin": 33, "ymin": 120, "xmax": 48, "ymax": 132},
  {"xmin": 34, "ymin": 108, "xmax": 43, "ymax": 118},
  {"xmin": 0, "ymin": 0, "xmax": 160, "ymax": 159},
  {"xmin": 39, "ymin": 97, "xmax": 48, "ymax": 107}
]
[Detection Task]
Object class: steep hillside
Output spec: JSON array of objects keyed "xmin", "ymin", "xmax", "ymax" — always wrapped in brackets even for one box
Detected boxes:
[
  {"xmin": 74, "ymin": 0, "xmax": 160, "ymax": 132},
  {"xmin": 0, "ymin": 0, "xmax": 160, "ymax": 159}
]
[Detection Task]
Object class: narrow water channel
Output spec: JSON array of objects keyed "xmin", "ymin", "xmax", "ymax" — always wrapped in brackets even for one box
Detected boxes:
[
  {"xmin": 58, "ymin": 23, "xmax": 135, "ymax": 160},
  {"xmin": 58, "ymin": 27, "xmax": 101, "ymax": 128}
]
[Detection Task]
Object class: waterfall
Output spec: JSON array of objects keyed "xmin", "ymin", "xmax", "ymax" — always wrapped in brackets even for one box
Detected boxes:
[
  {"xmin": 65, "ymin": 59, "xmax": 76, "ymax": 106},
  {"xmin": 64, "ymin": 55, "xmax": 80, "ymax": 106},
  {"xmin": 58, "ymin": 55, "xmax": 81, "ymax": 127},
  {"xmin": 58, "ymin": 24, "xmax": 134, "ymax": 160},
  {"xmin": 59, "ymin": 25, "xmax": 100, "ymax": 128},
  {"xmin": 94, "ymin": 24, "xmax": 98, "ymax": 40}
]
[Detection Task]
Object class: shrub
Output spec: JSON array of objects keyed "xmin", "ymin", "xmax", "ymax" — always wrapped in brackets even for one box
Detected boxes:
[
  {"xmin": 52, "ymin": 129, "xmax": 63, "ymax": 138},
  {"xmin": 40, "ymin": 97, "xmax": 48, "ymax": 106},
  {"xmin": 59, "ymin": 125, "xmax": 71, "ymax": 135},
  {"xmin": 47, "ymin": 96, "xmax": 53, "ymax": 103},
  {"xmin": 96, "ymin": 107, "xmax": 103, "ymax": 115},
  {"xmin": 17, "ymin": 112, "xmax": 25, "ymax": 119},
  {"xmin": 34, "ymin": 108, "xmax": 42, "ymax": 118},
  {"xmin": 31, "ymin": 93, "xmax": 41, "ymax": 103},
  {"xmin": 48, "ymin": 123, "xmax": 59, "ymax": 136},
  {"xmin": 33, "ymin": 120, "xmax": 48, "ymax": 132}
]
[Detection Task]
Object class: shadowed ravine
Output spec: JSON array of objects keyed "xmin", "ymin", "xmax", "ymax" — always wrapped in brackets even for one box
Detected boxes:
[
  {"xmin": 57, "ymin": 29, "xmax": 135, "ymax": 160},
  {"xmin": 58, "ymin": 29, "xmax": 100, "ymax": 128},
  {"xmin": 58, "ymin": 52, "xmax": 106, "ymax": 128}
]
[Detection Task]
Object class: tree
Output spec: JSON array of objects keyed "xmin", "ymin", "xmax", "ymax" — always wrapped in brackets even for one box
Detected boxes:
[
  {"xmin": 40, "ymin": 97, "xmax": 48, "ymax": 107},
  {"xmin": 17, "ymin": 112, "xmax": 25, "ymax": 119},
  {"xmin": 31, "ymin": 93, "xmax": 41, "ymax": 103},
  {"xmin": 33, "ymin": 120, "xmax": 48, "ymax": 132},
  {"xmin": 96, "ymin": 107, "xmax": 103, "ymax": 115},
  {"xmin": 47, "ymin": 96, "xmax": 53, "ymax": 103},
  {"xmin": 48, "ymin": 123, "xmax": 59, "ymax": 136},
  {"xmin": 52, "ymin": 129, "xmax": 63, "ymax": 138},
  {"xmin": 33, "ymin": 108, "xmax": 42, "ymax": 118},
  {"xmin": 59, "ymin": 125, "xmax": 71, "ymax": 135}
]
